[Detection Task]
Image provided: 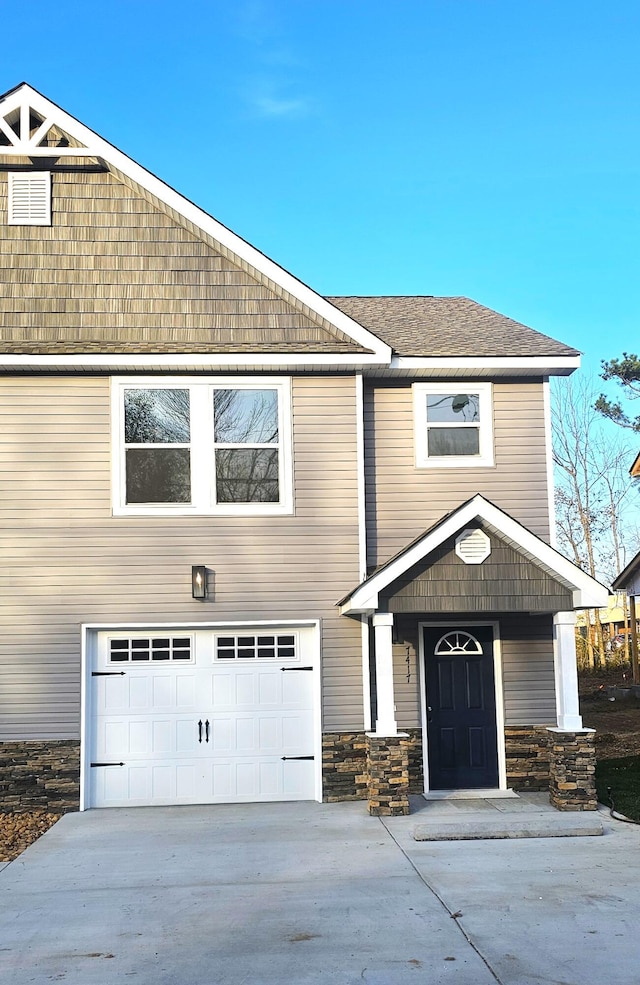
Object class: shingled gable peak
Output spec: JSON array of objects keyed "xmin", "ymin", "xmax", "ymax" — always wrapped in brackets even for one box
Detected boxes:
[{"xmin": 0, "ymin": 82, "xmax": 391, "ymax": 366}]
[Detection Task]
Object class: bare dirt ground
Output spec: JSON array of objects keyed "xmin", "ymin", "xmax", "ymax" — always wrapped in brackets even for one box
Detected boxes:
[
  {"xmin": 1, "ymin": 667, "xmax": 638, "ymax": 863},
  {"xmin": 579, "ymin": 666, "xmax": 640, "ymax": 758}
]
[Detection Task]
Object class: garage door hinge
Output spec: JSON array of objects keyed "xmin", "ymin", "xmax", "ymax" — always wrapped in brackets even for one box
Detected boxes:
[
  {"xmin": 92, "ymin": 671, "xmax": 126, "ymax": 676},
  {"xmin": 281, "ymin": 755, "xmax": 314, "ymax": 761},
  {"xmin": 90, "ymin": 762, "xmax": 125, "ymax": 767},
  {"xmin": 281, "ymin": 666, "xmax": 313, "ymax": 671}
]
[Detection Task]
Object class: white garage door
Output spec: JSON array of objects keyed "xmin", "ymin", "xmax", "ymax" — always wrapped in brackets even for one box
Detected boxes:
[{"xmin": 86, "ymin": 625, "xmax": 318, "ymax": 808}]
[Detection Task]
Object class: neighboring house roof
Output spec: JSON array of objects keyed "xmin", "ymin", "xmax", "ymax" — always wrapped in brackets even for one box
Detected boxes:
[
  {"xmin": 630, "ymin": 451, "xmax": 640, "ymax": 478},
  {"xmin": 612, "ymin": 551, "xmax": 640, "ymax": 594},
  {"xmin": 327, "ymin": 296, "xmax": 580, "ymax": 359},
  {"xmin": 0, "ymin": 82, "xmax": 581, "ymax": 377},
  {"xmin": 339, "ymin": 494, "xmax": 609, "ymax": 614}
]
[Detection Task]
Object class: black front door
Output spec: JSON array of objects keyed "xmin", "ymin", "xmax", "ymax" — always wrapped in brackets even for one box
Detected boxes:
[{"xmin": 424, "ymin": 626, "xmax": 499, "ymax": 790}]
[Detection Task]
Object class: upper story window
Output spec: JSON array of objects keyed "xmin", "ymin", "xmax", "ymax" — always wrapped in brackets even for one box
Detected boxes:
[
  {"xmin": 112, "ymin": 378, "xmax": 292, "ymax": 515},
  {"xmin": 8, "ymin": 171, "xmax": 51, "ymax": 225},
  {"xmin": 413, "ymin": 382, "xmax": 494, "ymax": 468}
]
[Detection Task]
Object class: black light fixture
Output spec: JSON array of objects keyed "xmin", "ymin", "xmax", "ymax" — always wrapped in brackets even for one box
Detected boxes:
[{"xmin": 192, "ymin": 565, "xmax": 207, "ymax": 600}]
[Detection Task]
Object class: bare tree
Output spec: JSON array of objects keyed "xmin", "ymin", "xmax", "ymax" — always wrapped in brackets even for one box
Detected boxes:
[{"xmin": 552, "ymin": 376, "xmax": 638, "ymax": 668}]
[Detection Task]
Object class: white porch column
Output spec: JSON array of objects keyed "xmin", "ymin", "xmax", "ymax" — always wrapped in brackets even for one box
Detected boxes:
[
  {"xmin": 372, "ymin": 612, "xmax": 398, "ymax": 736},
  {"xmin": 553, "ymin": 611, "xmax": 583, "ymax": 730}
]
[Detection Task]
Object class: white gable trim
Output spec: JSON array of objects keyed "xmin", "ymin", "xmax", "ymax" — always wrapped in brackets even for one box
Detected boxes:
[
  {"xmin": 0, "ymin": 84, "xmax": 391, "ymax": 365},
  {"xmin": 340, "ymin": 494, "xmax": 609, "ymax": 614},
  {"xmin": 391, "ymin": 355, "xmax": 580, "ymax": 374}
]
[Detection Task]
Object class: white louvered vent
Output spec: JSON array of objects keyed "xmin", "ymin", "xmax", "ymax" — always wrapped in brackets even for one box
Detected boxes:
[
  {"xmin": 8, "ymin": 172, "xmax": 51, "ymax": 225},
  {"xmin": 455, "ymin": 527, "xmax": 491, "ymax": 565}
]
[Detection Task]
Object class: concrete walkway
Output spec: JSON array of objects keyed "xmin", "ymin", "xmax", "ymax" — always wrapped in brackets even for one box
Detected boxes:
[
  {"xmin": 410, "ymin": 791, "xmax": 604, "ymax": 839},
  {"xmin": 0, "ymin": 799, "xmax": 639, "ymax": 985}
]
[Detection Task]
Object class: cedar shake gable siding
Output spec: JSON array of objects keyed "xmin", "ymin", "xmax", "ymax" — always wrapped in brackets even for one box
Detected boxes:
[
  {"xmin": 328, "ymin": 296, "xmax": 580, "ymax": 358},
  {"xmin": 379, "ymin": 525, "xmax": 574, "ymax": 614},
  {"xmin": 0, "ymin": 169, "xmax": 368, "ymax": 355}
]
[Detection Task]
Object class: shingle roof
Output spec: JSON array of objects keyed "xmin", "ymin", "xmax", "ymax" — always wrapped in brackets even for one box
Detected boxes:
[{"xmin": 327, "ymin": 296, "xmax": 580, "ymax": 358}]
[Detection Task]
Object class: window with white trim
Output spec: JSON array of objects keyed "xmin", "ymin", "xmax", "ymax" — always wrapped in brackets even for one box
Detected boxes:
[
  {"xmin": 112, "ymin": 378, "xmax": 292, "ymax": 515},
  {"xmin": 413, "ymin": 383, "xmax": 493, "ymax": 467},
  {"xmin": 8, "ymin": 171, "xmax": 51, "ymax": 225}
]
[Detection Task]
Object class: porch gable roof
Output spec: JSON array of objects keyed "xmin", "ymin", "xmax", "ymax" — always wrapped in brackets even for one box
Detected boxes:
[{"xmin": 338, "ymin": 495, "xmax": 609, "ymax": 615}]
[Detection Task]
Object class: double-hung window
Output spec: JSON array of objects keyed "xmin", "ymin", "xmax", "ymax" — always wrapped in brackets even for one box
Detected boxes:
[
  {"xmin": 413, "ymin": 382, "xmax": 493, "ymax": 467},
  {"xmin": 113, "ymin": 378, "xmax": 292, "ymax": 514}
]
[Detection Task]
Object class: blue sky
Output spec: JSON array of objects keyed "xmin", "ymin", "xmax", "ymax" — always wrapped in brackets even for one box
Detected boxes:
[{"xmin": 1, "ymin": 0, "xmax": 638, "ymax": 383}]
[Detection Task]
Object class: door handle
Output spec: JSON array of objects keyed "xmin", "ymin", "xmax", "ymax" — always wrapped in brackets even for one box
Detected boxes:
[
  {"xmin": 198, "ymin": 719, "xmax": 203, "ymax": 743},
  {"xmin": 427, "ymin": 706, "xmax": 433, "ymax": 723},
  {"xmin": 205, "ymin": 719, "xmax": 210, "ymax": 743}
]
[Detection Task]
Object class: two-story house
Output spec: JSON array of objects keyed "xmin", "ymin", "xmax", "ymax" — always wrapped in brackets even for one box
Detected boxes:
[{"xmin": 0, "ymin": 84, "xmax": 607, "ymax": 817}]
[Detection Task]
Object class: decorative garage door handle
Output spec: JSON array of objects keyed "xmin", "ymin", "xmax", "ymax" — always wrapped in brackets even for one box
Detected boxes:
[
  {"xmin": 281, "ymin": 755, "xmax": 315, "ymax": 760},
  {"xmin": 90, "ymin": 762, "xmax": 124, "ymax": 767},
  {"xmin": 198, "ymin": 719, "xmax": 203, "ymax": 743},
  {"xmin": 281, "ymin": 666, "xmax": 313, "ymax": 671},
  {"xmin": 91, "ymin": 671, "xmax": 126, "ymax": 676},
  {"xmin": 205, "ymin": 720, "xmax": 210, "ymax": 743}
]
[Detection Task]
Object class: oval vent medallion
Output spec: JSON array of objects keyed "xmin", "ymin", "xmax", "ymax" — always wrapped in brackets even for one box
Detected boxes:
[{"xmin": 455, "ymin": 527, "xmax": 491, "ymax": 565}]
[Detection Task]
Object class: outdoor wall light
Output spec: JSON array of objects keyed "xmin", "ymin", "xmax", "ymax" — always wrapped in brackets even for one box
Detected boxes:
[{"xmin": 192, "ymin": 565, "xmax": 207, "ymax": 600}]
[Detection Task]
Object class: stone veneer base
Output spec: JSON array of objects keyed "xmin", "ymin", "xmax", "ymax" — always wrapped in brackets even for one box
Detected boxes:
[
  {"xmin": 366, "ymin": 733, "xmax": 410, "ymax": 816},
  {"xmin": 1, "ymin": 729, "xmax": 596, "ymax": 814},
  {"xmin": 547, "ymin": 729, "xmax": 597, "ymax": 811},
  {"xmin": 0, "ymin": 740, "xmax": 81, "ymax": 813},
  {"xmin": 322, "ymin": 729, "xmax": 424, "ymax": 802},
  {"xmin": 504, "ymin": 726, "xmax": 551, "ymax": 792}
]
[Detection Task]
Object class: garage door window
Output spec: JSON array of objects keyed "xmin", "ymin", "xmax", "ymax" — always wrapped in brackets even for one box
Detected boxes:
[
  {"xmin": 215, "ymin": 633, "xmax": 297, "ymax": 660},
  {"xmin": 109, "ymin": 636, "xmax": 193, "ymax": 663}
]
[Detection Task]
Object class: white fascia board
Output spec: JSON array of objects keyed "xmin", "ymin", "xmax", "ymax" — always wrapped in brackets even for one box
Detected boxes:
[
  {"xmin": 1, "ymin": 86, "xmax": 391, "ymax": 365},
  {"xmin": 341, "ymin": 494, "xmax": 608, "ymax": 614},
  {"xmin": 0, "ymin": 352, "xmax": 388, "ymax": 372},
  {"xmin": 82, "ymin": 618, "xmax": 321, "ymax": 632},
  {"xmin": 391, "ymin": 355, "xmax": 581, "ymax": 375}
]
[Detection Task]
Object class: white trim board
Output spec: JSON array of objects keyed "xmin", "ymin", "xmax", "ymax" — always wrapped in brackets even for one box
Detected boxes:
[{"xmin": 340, "ymin": 494, "xmax": 609, "ymax": 614}]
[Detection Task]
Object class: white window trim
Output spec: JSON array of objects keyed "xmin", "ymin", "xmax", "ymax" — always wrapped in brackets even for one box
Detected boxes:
[
  {"xmin": 413, "ymin": 382, "xmax": 494, "ymax": 468},
  {"xmin": 8, "ymin": 170, "xmax": 51, "ymax": 225},
  {"xmin": 111, "ymin": 376, "xmax": 293, "ymax": 516}
]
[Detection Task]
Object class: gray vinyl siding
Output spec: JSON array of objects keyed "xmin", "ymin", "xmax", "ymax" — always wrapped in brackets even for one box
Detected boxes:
[
  {"xmin": 390, "ymin": 614, "xmax": 556, "ymax": 729},
  {"xmin": 365, "ymin": 381, "xmax": 551, "ymax": 568},
  {"xmin": 0, "ymin": 375, "xmax": 364, "ymax": 740},
  {"xmin": 500, "ymin": 615, "xmax": 557, "ymax": 726}
]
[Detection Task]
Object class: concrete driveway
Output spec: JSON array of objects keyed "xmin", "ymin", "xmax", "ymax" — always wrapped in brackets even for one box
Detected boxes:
[{"xmin": 0, "ymin": 799, "xmax": 639, "ymax": 985}]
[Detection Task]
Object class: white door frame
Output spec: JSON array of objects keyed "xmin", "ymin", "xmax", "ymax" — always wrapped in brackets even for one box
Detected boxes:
[
  {"xmin": 80, "ymin": 618, "xmax": 322, "ymax": 810},
  {"xmin": 418, "ymin": 620, "xmax": 507, "ymax": 794}
]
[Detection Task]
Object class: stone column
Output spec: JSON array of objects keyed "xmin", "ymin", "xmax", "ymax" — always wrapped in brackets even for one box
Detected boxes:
[
  {"xmin": 365, "ymin": 733, "xmax": 410, "ymax": 816},
  {"xmin": 372, "ymin": 612, "xmax": 398, "ymax": 736},
  {"xmin": 365, "ymin": 614, "xmax": 409, "ymax": 814},
  {"xmin": 553, "ymin": 611, "xmax": 583, "ymax": 730},
  {"xmin": 547, "ymin": 728, "xmax": 597, "ymax": 811}
]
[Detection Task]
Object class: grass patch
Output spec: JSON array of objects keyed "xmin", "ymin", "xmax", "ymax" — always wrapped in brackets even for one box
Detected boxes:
[{"xmin": 596, "ymin": 755, "xmax": 640, "ymax": 821}]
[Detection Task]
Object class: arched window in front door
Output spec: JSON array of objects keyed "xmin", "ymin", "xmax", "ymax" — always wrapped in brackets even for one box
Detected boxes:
[{"xmin": 433, "ymin": 630, "xmax": 483, "ymax": 655}]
